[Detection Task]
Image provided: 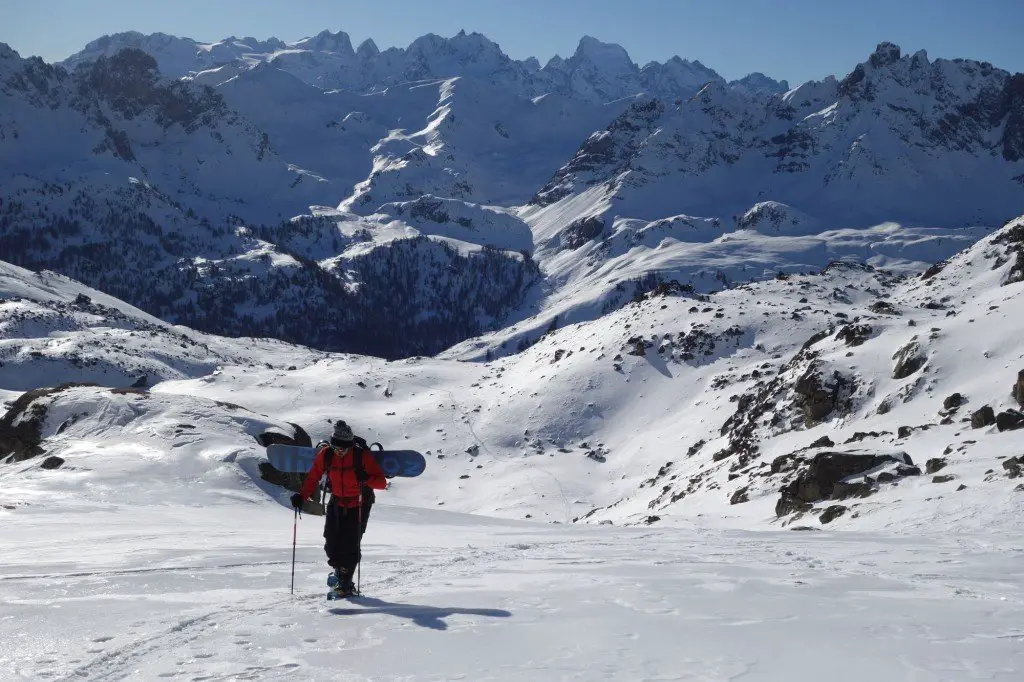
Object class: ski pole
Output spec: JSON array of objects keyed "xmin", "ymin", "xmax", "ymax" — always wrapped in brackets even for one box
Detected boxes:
[
  {"xmin": 357, "ymin": 492, "xmax": 363, "ymax": 596},
  {"xmin": 290, "ymin": 507, "xmax": 299, "ymax": 595}
]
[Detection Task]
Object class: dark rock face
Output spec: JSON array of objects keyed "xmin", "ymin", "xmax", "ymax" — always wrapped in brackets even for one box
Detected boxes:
[
  {"xmin": 1003, "ymin": 456, "xmax": 1024, "ymax": 479},
  {"xmin": 943, "ymin": 393, "xmax": 965, "ymax": 410},
  {"xmin": 892, "ymin": 340, "xmax": 925, "ymax": 379},
  {"xmin": 836, "ymin": 323, "xmax": 873, "ymax": 347},
  {"xmin": 1001, "ymin": 73, "xmax": 1024, "ymax": 162},
  {"xmin": 971, "ymin": 405, "xmax": 996, "ymax": 429},
  {"xmin": 0, "ymin": 384, "xmax": 96, "ymax": 463},
  {"xmin": 869, "ymin": 42, "xmax": 902, "ymax": 69},
  {"xmin": 993, "ymin": 223, "xmax": 1024, "ymax": 286},
  {"xmin": 819, "ymin": 504, "xmax": 847, "ymax": 524},
  {"xmin": 896, "ymin": 464, "xmax": 922, "ymax": 477},
  {"xmin": 560, "ymin": 216, "xmax": 605, "ymax": 250},
  {"xmin": 996, "ymin": 409, "xmax": 1024, "ymax": 432},
  {"xmin": 932, "ymin": 474, "xmax": 956, "ymax": 484},
  {"xmin": 869, "ymin": 301, "xmax": 901, "ymax": 316},
  {"xmin": 925, "ymin": 458, "xmax": 948, "ymax": 474},
  {"xmin": 794, "ymin": 366, "xmax": 851, "ymax": 423},
  {"xmin": 730, "ymin": 486, "xmax": 749, "ymax": 505},
  {"xmin": 40, "ymin": 456, "xmax": 65, "ymax": 470},
  {"xmin": 809, "ymin": 436, "xmax": 835, "ymax": 448},
  {"xmin": 1013, "ymin": 370, "xmax": 1024, "ymax": 408},
  {"xmin": 775, "ymin": 451, "xmax": 907, "ymax": 517}
]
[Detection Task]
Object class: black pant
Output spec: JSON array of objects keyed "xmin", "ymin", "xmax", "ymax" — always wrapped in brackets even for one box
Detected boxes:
[{"xmin": 323, "ymin": 496, "xmax": 373, "ymax": 575}]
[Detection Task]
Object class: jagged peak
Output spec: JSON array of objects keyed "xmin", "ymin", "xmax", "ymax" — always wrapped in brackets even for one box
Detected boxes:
[
  {"xmin": 730, "ymin": 71, "xmax": 790, "ymax": 94},
  {"xmin": 356, "ymin": 38, "xmax": 379, "ymax": 59},
  {"xmin": 572, "ymin": 35, "xmax": 633, "ymax": 65},
  {"xmin": 292, "ymin": 29, "xmax": 354, "ymax": 55},
  {"xmin": 0, "ymin": 42, "xmax": 20, "ymax": 61},
  {"xmin": 869, "ymin": 41, "xmax": 902, "ymax": 68},
  {"xmin": 407, "ymin": 33, "xmax": 447, "ymax": 53}
]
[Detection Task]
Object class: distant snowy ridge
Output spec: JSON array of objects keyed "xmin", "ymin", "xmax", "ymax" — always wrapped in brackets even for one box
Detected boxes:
[{"xmin": 62, "ymin": 30, "xmax": 784, "ymax": 102}]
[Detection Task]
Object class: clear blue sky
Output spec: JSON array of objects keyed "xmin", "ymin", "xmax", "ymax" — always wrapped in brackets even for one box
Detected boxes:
[{"xmin": 4, "ymin": 0, "xmax": 1023, "ymax": 83}]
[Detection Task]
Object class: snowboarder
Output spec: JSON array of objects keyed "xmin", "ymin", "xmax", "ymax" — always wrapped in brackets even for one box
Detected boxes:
[{"xmin": 291, "ymin": 420, "xmax": 387, "ymax": 597}]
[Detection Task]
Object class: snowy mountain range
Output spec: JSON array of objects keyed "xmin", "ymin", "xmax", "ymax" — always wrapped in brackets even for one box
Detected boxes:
[
  {"xmin": 2, "ymin": 32, "xmax": 1021, "ymax": 360},
  {"xmin": 61, "ymin": 30, "xmax": 786, "ymax": 102}
]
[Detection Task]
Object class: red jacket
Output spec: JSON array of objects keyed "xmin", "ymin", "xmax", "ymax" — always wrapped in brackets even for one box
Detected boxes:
[{"xmin": 299, "ymin": 444, "xmax": 387, "ymax": 507}]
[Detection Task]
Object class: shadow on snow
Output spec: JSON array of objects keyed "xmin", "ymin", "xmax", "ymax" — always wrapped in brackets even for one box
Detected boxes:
[{"xmin": 328, "ymin": 596, "xmax": 512, "ymax": 631}]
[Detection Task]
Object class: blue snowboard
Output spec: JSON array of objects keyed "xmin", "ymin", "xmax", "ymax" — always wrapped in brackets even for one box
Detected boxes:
[{"xmin": 265, "ymin": 444, "xmax": 426, "ymax": 478}]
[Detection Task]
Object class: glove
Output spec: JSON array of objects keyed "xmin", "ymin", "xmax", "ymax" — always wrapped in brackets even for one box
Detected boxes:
[{"xmin": 290, "ymin": 493, "xmax": 304, "ymax": 510}]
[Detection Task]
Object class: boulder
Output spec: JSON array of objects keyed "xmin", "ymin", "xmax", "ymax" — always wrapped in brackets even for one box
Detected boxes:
[
  {"xmin": 1014, "ymin": 370, "xmax": 1024, "ymax": 407},
  {"xmin": 257, "ymin": 462, "xmax": 324, "ymax": 516},
  {"xmin": 819, "ymin": 505, "xmax": 847, "ymax": 524},
  {"xmin": 775, "ymin": 451, "xmax": 906, "ymax": 516},
  {"xmin": 809, "ymin": 435, "xmax": 835, "ymax": 448},
  {"xmin": 730, "ymin": 487, "xmax": 749, "ymax": 505},
  {"xmin": 40, "ymin": 456, "xmax": 65, "ymax": 470},
  {"xmin": 1003, "ymin": 456, "xmax": 1024, "ymax": 479},
  {"xmin": 996, "ymin": 409, "xmax": 1024, "ymax": 432},
  {"xmin": 793, "ymin": 366, "xmax": 852, "ymax": 423},
  {"xmin": 925, "ymin": 458, "xmax": 948, "ymax": 474},
  {"xmin": 868, "ymin": 301, "xmax": 901, "ymax": 316},
  {"xmin": 0, "ymin": 384, "xmax": 96, "ymax": 463},
  {"xmin": 892, "ymin": 340, "xmax": 926, "ymax": 379},
  {"xmin": 943, "ymin": 393, "xmax": 965, "ymax": 410},
  {"xmin": 971, "ymin": 406, "xmax": 996, "ymax": 429},
  {"xmin": 832, "ymin": 480, "xmax": 874, "ymax": 500},
  {"xmin": 836, "ymin": 324, "xmax": 873, "ymax": 347},
  {"xmin": 896, "ymin": 464, "xmax": 922, "ymax": 477},
  {"xmin": 932, "ymin": 474, "xmax": 956, "ymax": 483}
]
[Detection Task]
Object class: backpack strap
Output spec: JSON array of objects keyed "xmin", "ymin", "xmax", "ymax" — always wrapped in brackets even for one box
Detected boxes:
[{"xmin": 351, "ymin": 439, "xmax": 367, "ymax": 483}]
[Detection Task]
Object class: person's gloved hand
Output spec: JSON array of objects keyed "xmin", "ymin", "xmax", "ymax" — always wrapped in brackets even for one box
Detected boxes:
[{"xmin": 290, "ymin": 493, "xmax": 304, "ymax": 510}]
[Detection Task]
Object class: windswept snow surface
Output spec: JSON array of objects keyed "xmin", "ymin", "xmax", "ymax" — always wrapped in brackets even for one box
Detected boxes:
[{"xmin": 3, "ymin": 498, "xmax": 1024, "ymax": 680}]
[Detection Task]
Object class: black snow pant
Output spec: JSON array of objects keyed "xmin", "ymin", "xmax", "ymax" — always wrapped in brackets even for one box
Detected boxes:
[{"xmin": 323, "ymin": 495, "xmax": 373, "ymax": 576}]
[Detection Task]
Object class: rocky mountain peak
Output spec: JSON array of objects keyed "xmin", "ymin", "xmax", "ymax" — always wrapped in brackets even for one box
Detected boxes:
[
  {"xmin": 869, "ymin": 41, "xmax": 902, "ymax": 69},
  {"xmin": 356, "ymin": 38, "xmax": 379, "ymax": 60},
  {"xmin": 293, "ymin": 29, "xmax": 354, "ymax": 56},
  {"xmin": 570, "ymin": 36, "xmax": 636, "ymax": 75}
]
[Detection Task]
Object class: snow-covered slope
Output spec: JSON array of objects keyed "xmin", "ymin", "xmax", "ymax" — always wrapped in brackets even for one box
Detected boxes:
[
  {"xmin": 1, "ymin": 220, "xmax": 1022, "ymax": 681},
  {"xmin": 5, "ymin": 214, "xmax": 1022, "ymax": 530}
]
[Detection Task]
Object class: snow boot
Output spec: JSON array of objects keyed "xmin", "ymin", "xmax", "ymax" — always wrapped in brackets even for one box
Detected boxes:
[{"xmin": 326, "ymin": 568, "xmax": 357, "ymax": 600}]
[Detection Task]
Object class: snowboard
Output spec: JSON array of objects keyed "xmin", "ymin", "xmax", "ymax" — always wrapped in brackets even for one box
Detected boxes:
[{"xmin": 265, "ymin": 444, "xmax": 426, "ymax": 478}]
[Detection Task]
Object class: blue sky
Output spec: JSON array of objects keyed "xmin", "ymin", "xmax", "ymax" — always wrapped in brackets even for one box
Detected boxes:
[{"xmin": 4, "ymin": 0, "xmax": 1023, "ymax": 83}]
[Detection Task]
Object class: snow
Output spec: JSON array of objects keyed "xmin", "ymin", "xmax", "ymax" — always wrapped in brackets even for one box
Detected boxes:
[
  {"xmin": 1, "ymin": 212, "xmax": 1024, "ymax": 682},
  {"xmin": 2, "ymin": 29, "xmax": 1024, "ymax": 680},
  {"xmin": 3, "ymin": 488, "xmax": 1024, "ymax": 679}
]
